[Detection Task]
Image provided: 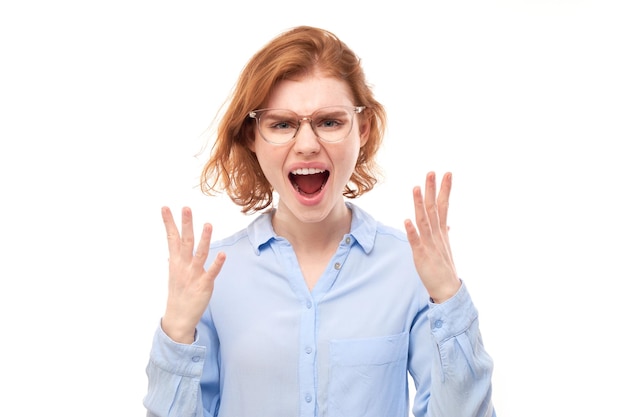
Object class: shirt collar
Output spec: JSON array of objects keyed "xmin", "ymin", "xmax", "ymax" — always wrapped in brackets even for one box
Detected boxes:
[
  {"xmin": 247, "ymin": 202, "xmax": 377, "ymax": 255},
  {"xmin": 345, "ymin": 202, "xmax": 376, "ymax": 254}
]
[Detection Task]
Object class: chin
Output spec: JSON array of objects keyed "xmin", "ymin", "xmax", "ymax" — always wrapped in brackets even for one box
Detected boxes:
[{"xmin": 281, "ymin": 191, "xmax": 347, "ymax": 225}]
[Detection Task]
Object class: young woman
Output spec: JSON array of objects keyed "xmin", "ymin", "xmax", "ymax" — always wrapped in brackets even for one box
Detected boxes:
[{"xmin": 144, "ymin": 26, "xmax": 496, "ymax": 417}]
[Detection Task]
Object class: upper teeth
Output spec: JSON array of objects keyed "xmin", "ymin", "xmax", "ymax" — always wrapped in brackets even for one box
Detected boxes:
[{"xmin": 291, "ymin": 168, "xmax": 325, "ymax": 175}]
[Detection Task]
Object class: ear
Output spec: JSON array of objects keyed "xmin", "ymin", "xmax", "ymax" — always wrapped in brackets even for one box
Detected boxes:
[
  {"xmin": 358, "ymin": 115, "xmax": 371, "ymax": 147},
  {"xmin": 245, "ymin": 123, "xmax": 257, "ymax": 153}
]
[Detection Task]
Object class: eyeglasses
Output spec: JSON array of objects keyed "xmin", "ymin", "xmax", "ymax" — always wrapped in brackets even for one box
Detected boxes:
[{"xmin": 248, "ymin": 105, "xmax": 365, "ymax": 145}]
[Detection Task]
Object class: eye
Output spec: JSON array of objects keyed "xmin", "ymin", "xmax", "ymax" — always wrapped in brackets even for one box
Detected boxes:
[
  {"xmin": 263, "ymin": 113, "xmax": 298, "ymax": 131},
  {"xmin": 316, "ymin": 115, "xmax": 347, "ymax": 131},
  {"xmin": 270, "ymin": 121, "xmax": 295, "ymax": 130},
  {"xmin": 320, "ymin": 119, "xmax": 341, "ymax": 128}
]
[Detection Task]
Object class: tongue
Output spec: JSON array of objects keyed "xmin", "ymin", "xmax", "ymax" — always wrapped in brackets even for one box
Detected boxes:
[{"xmin": 294, "ymin": 173, "xmax": 325, "ymax": 194}]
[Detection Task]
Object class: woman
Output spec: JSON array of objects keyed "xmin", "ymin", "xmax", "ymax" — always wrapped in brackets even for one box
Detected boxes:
[{"xmin": 144, "ymin": 26, "xmax": 496, "ymax": 417}]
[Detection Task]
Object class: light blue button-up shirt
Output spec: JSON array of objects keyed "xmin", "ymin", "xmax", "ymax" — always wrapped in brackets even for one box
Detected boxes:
[{"xmin": 145, "ymin": 202, "xmax": 495, "ymax": 417}]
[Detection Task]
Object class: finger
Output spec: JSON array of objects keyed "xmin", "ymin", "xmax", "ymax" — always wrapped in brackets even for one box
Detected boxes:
[
  {"xmin": 205, "ymin": 251, "xmax": 227, "ymax": 281},
  {"xmin": 437, "ymin": 172, "xmax": 452, "ymax": 230},
  {"xmin": 437, "ymin": 173, "xmax": 455, "ymax": 260},
  {"xmin": 162, "ymin": 206, "xmax": 181, "ymax": 255},
  {"xmin": 180, "ymin": 207, "xmax": 195, "ymax": 262},
  {"xmin": 411, "ymin": 185, "xmax": 434, "ymax": 243},
  {"xmin": 424, "ymin": 172, "xmax": 441, "ymax": 232},
  {"xmin": 404, "ymin": 218, "xmax": 423, "ymax": 252},
  {"xmin": 191, "ymin": 223, "xmax": 213, "ymax": 270}
]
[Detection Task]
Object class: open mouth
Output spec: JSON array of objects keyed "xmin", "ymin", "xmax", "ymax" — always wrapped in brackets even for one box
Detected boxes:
[{"xmin": 289, "ymin": 168, "xmax": 329, "ymax": 196}]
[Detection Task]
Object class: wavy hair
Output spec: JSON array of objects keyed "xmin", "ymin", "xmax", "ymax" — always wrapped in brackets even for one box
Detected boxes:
[{"xmin": 200, "ymin": 26, "xmax": 387, "ymax": 213}]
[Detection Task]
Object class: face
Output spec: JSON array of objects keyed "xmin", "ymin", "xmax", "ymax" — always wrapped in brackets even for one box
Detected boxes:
[{"xmin": 249, "ymin": 73, "xmax": 370, "ymax": 226}]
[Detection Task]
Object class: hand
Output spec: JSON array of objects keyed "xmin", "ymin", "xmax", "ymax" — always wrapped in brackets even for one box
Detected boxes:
[
  {"xmin": 160, "ymin": 206, "xmax": 226, "ymax": 344},
  {"xmin": 404, "ymin": 172, "xmax": 461, "ymax": 303}
]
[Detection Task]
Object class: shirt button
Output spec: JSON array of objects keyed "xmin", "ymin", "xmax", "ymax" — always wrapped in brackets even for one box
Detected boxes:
[
  {"xmin": 306, "ymin": 301, "xmax": 312, "ymax": 309},
  {"xmin": 191, "ymin": 356, "xmax": 201, "ymax": 362},
  {"xmin": 334, "ymin": 262, "xmax": 341, "ymax": 270},
  {"xmin": 305, "ymin": 394, "xmax": 312, "ymax": 403},
  {"xmin": 345, "ymin": 237, "xmax": 351, "ymax": 244},
  {"xmin": 305, "ymin": 346, "xmax": 312, "ymax": 354},
  {"xmin": 434, "ymin": 320, "xmax": 443, "ymax": 329}
]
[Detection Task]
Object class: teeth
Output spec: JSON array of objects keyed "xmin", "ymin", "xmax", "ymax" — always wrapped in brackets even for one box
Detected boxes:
[{"xmin": 290, "ymin": 168, "xmax": 326, "ymax": 175}]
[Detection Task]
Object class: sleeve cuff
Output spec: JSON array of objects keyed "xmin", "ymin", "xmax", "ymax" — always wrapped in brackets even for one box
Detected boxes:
[
  {"xmin": 427, "ymin": 282, "xmax": 479, "ymax": 344},
  {"xmin": 149, "ymin": 323, "xmax": 207, "ymax": 377}
]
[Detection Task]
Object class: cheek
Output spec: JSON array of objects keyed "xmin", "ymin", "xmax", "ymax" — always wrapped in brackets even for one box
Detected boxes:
[
  {"xmin": 254, "ymin": 150, "xmax": 273, "ymax": 178},
  {"xmin": 253, "ymin": 145, "xmax": 287, "ymax": 181},
  {"xmin": 345, "ymin": 137, "xmax": 364, "ymax": 164},
  {"xmin": 331, "ymin": 142, "xmax": 362, "ymax": 177}
]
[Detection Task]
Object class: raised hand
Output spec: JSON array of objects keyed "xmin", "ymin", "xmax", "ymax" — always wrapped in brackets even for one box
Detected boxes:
[
  {"xmin": 404, "ymin": 172, "xmax": 461, "ymax": 303},
  {"xmin": 160, "ymin": 206, "xmax": 226, "ymax": 344}
]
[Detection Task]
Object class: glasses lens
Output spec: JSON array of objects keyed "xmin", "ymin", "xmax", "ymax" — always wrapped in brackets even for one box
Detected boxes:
[
  {"xmin": 257, "ymin": 109, "xmax": 299, "ymax": 144},
  {"xmin": 312, "ymin": 107, "xmax": 354, "ymax": 143}
]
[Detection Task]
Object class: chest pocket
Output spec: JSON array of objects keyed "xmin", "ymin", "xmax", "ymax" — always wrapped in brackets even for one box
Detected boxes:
[{"xmin": 327, "ymin": 331, "xmax": 409, "ymax": 417}]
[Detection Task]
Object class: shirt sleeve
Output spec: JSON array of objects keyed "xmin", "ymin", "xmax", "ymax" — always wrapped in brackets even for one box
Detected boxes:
[
  {"xmin": 409, "ymin": 282, "xmax": 496, "ymax": 417},
  {"xmin": 143, "ymin": 323, "xmax": 216, "ymax": 417}
]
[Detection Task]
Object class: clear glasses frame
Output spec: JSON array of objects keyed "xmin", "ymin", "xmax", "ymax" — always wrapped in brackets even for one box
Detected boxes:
[{"xmin": 248, "ymin": 105, "xmax": 366, "ymax": 145}]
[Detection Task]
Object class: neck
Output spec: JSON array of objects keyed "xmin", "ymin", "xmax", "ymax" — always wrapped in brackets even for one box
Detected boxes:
[{"xmin": 272, "ymin": 202, "xmax": 352, "ymax": 252}]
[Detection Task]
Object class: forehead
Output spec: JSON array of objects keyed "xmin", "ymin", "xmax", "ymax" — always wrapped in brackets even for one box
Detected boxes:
[{"xmin": 265, "ymin": 74, "xmax": 354, "ymax": 113}]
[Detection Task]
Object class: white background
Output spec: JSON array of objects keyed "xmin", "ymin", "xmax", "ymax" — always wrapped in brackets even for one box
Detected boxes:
[{"xmin": 1, "ymin": 1, "xmax": 624, "ymax": 415}]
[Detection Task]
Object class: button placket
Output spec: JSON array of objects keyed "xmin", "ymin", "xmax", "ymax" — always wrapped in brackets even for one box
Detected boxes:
[{"xmin": 299, "ymin": 296, "xmax": 317, "ymax": 415}]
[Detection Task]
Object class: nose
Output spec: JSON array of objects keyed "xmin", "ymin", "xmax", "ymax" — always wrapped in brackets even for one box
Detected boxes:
[{"xmin": 292, "ymin": 118, "xmax": 320, "ymax": 154}]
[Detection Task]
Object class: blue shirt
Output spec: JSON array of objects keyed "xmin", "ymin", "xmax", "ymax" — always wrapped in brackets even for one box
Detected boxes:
[{"xmin": 144, "ymin": 202, "xmax": 495, "ymax": 417}]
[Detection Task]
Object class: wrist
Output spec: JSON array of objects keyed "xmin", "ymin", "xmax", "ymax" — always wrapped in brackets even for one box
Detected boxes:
[
  {"xmin": 429, "ymin": 279, "xmax": 462, "ymax": 304},
  {"xmin": 161, "ymin": 316, "xmax": 196, "ymax": 344}
]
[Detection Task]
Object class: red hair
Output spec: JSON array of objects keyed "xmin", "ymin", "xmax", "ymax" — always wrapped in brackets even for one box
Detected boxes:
[{"xmin": 200, "ymin": 26, "xmax": 387, "ymax": 213}]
